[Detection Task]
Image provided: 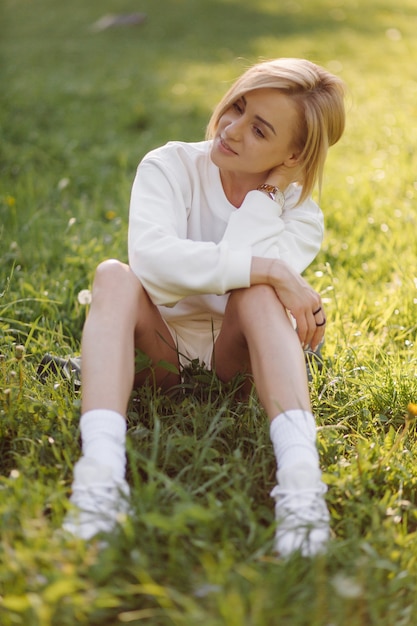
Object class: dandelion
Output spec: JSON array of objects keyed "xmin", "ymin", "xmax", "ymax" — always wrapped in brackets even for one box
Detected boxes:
[
  {"xmin": 58, "ymin": 177, "xmax": 70, "ymax": 190},
  {"xmin": 77, "ymin": 289, "xmax": 92, "ymax": 305},
  {"xmin": 105, "ymin": 209, "xmax": 117, "ymax": 221},
  {"xmin": 5, "ymin": 195, "xmax": 16, "ymax": 207},
  {"xmin": 331, "ymin": 573, "xmax": 363, "ymax": 599},
  {"xmin": 386, "ymin": 28, "xmax": 402, "ymax": 41},
  {"xmin": 407, "ymin": 403, "xmax": 417, "ymax": 421},
  {"xmin": 14, "ymin": 345, "xmax": 25, "ymax": 360}
]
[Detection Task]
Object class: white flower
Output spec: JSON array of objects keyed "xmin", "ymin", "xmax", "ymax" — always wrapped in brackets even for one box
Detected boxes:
[
  {"xmin": 77, "ymin": 289, "xmax": 92, "ymax": 305},
  {"xmin": 58, "ymin": 177, "xmax": 70, "ymax": 190},
  {"xmin": 331, "ymin": 573, "xmax": 363, "ymax": 599}
]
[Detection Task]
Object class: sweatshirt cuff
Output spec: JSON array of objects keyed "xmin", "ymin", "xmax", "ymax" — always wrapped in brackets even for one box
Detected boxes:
[
  {"xmin": 224, "ymin": 246, "xmax": 252, "ymax": 290},
  {"xmin": 244, "ymin": 189, "xmax": 284, "ymax": 216}
]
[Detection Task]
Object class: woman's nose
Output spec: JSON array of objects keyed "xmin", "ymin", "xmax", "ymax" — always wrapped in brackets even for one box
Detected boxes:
[{"xmin": 224, "ymin": 118, "xmax": 242, "ymax": 140}]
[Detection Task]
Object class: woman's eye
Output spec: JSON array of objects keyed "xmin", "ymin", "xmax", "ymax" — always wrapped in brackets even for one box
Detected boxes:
[
  {"xmin": 254, "ymin": 126, "xmax": 265, "ymax": 138},
  {"xmin": 233, "ymin": 101, "xmax": 243, "ymax": 114}
]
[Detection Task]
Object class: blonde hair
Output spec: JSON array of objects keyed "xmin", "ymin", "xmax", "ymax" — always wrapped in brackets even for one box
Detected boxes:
[{"xmin": 206, "ymin": 58, "xmax": 346, "ymax": 204}]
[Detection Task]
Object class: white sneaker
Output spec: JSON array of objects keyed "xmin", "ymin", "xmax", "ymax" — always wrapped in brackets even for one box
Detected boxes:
[
  {"xmin": 271, "ymin": 464, "xmax": 330, "ymax": 557},
  {"xmin": 63, "ymin": 457, "xmax": 130, "ymax": 540}
]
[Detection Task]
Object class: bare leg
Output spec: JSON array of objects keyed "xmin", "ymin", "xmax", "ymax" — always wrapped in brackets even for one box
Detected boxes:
[
  {"xmin": 214, "ymin": 284, "xmax": 310, "ymax": 420},
  {"xmin": 214, "ymin": 285, "xmax": 330, "ymax": 557},
  {"xmin": 63, "ymin": 259, "xmax": 181, "ymax": 540},
  {"xmin": 81, "ymin": 259, "xmax": 180, "ymax": 416}
]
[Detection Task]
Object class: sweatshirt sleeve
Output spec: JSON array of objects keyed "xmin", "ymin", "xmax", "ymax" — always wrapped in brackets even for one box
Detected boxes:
[
  {"xmin": 128, "ymin": 156, "xmax": 252, "ymax": 306},
  {"xmin": 221, "ymin": 185, "xmax": 324, "ymax": 273}
]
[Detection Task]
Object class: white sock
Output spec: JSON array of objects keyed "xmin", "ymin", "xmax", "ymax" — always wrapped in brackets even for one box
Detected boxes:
[
  {"xmin": 270, "ymin": 409, "xmax": 319, "ymax": 473},
  {"xmin": 80, "ymin": 409, "xmax": 127, "ymax": 480}
]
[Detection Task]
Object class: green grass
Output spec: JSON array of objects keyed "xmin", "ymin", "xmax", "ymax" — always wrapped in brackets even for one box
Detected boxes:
[{"xmin": 1, "ymin": 0, "xmax": 417, "ymax": 623}]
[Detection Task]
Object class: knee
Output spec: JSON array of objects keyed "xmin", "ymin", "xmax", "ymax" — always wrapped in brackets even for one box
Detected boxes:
[
  {"xmin": 92, "ymin": 260, "xmax": 142, "ymax": 303},
  {"xmin": 229, "ymin": 284, "xmax": 277, "ymax": 310},
  {"xmin": 94, "ymin": 259, "xmax": 129, "ymax": 288},
  {"xmin": 227, "ymin": 285, "xmax": 287, "ymax": 328}
]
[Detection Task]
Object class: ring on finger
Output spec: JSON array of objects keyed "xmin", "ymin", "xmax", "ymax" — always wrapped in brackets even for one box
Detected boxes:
[
  {"xmin": 316, "ymin": 318, "xmax": 326, "ymax": 327},
  {"xmin": 313, "ymin": 307, "xmax": 322, "ymax": 316}
]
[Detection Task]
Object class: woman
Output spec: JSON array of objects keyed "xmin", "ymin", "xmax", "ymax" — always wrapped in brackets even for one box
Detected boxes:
[{"xmin": 63, "ymin": 58, "xmax": 345, "ymax": 557}]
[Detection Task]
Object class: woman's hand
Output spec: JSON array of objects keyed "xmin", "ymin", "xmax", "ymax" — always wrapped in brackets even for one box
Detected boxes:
[
  {"xmin": 263, "ymin": 161, "xmax": 303, "ymax": 192},
  {"xmin": 250, "ymin": 257, "xmax": 326, "ymax": 351}
]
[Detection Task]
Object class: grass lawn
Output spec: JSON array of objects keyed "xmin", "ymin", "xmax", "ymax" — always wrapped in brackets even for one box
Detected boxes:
[{"xmin": 1, "ymin": 0, "xmax": 417, "ymax": 624}]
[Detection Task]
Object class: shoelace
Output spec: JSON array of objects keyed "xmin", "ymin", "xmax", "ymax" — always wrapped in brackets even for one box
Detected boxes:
[
  {"xmin": 71, "ymin": 483, "xmax": 129, "ymax": 514},
  {"xmin": 271, "ymin": 484, "xmax": 329, "ymax": 525}
]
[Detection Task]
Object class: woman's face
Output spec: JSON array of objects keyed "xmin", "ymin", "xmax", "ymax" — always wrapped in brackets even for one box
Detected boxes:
[{"xmin": 210, "ymin": 88, "xmax": 301, "ymax": 178}]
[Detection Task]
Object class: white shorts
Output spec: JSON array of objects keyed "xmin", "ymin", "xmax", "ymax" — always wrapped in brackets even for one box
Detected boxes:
[{"xmin": 162, "ymin": 318, "xmax": 223, "ymax": 370}]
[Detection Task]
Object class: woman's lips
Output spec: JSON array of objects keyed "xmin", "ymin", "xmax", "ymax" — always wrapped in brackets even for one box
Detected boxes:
[{"xmin": 219, "ymin": 137, "xmax": 237, "ymax": 155}]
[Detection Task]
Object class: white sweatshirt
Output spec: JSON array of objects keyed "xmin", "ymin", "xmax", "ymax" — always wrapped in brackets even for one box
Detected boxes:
[{"xmin": 128, "ymin": 140, "xmax": 324, "ymax": 324}]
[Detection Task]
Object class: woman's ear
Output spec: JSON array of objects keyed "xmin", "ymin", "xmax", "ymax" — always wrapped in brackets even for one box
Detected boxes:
[{"xmin": 283, "ymin": 151, "xmax": 302, "ymax": 169}]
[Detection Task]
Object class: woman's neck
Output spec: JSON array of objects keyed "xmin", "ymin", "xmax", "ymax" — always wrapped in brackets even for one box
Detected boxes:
[{"xmin": 219, "ymin": 169, "xmax": 264, "ymax": 208}]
